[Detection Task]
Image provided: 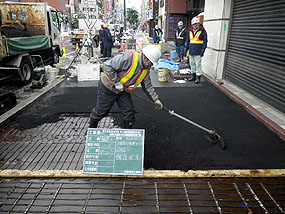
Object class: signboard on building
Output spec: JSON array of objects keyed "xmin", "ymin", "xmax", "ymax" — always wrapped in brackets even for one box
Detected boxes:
[
  {"xmin": 83, "ymin": 128, "xmax": 145, "ymax": 176},
  {"xmin": 81, "ymin": 0, "xmax": 96, "ymax": 5}
]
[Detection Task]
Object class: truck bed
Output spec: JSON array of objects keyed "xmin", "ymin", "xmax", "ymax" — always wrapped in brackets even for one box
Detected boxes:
[{"xmin": 6, "ymin": 36, "xmax": 49, "ymax": 56}]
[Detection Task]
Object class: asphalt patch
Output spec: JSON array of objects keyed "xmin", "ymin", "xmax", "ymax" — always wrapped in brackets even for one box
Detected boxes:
[{"xmin": 9, "ymin": 80, "xmax": 285, "ymax": 171}]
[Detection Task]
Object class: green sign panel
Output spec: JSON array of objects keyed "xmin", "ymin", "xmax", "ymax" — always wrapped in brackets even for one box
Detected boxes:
[{"xmin": 83, "ymin": 128, "xmax": 145, "ymax": 175}]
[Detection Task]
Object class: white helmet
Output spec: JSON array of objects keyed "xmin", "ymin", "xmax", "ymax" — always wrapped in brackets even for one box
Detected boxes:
[
  {"xmin": 142, "ymin": 45, "xmax": 161, "ymax": 66},
  {"xmin": 178, "ymin": 21, "xmax": 183, "ymax": 26},
  {"xmin": 155, "ymin": 25, "xmax": 159, "ymax": 29},
  {"xmin": 191, "ymin": 16, "xmax": 200, "ymax": 25}
]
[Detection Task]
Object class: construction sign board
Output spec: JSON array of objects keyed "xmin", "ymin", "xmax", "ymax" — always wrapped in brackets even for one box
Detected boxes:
[{"xmin": 83, "ymin": 128, "xmax": 145, "ymax": 175}]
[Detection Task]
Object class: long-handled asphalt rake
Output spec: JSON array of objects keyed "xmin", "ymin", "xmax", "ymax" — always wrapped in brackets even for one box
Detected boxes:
[{"xmin": 133, "ymin": 93, "xmax": 226, "ymax": 149}]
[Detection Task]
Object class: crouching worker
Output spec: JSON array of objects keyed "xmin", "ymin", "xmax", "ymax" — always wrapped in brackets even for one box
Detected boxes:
[{"xmin": 89, "ymin": 45, "xmax": 164, "ymax": 129}]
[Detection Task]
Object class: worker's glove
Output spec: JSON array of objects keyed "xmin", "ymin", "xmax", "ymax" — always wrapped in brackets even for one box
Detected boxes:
[
  {"xmin": 115, "ymin": 82, "xmax": 124, "ymax": 92},
  {"xmin": 154, "ymin": 100, "xmax": 163, "ymax": 110}
]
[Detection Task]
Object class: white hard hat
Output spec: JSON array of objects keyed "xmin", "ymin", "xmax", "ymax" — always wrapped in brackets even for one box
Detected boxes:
[
  {"xmin": 178, "ymin": 21, "xmax": 183, "ymax": 26},
  {"xmin": 191, "ymin": 16, "xmax": 200, "ymax": 25},
  {"xmin": 155, "ymin": 25, "xmax": 159, "ymax": 29},
  {"xmin": 142, "ymin": 45, "xmax": 161, "ymax": 66}
]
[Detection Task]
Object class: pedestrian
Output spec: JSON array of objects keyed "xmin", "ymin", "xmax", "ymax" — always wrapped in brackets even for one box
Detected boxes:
[
  {"xmin": 102, "ymin": 23, "xmax": 113, "ymax": 57},
  {"xmin": 187, "ymin": 16, "xmax": 208, "ymax": 84},
  {"xmin": 98, "ymin": 24, "xmax": 104, "ymax": 55},
  {"xmin": 89, "ymin": 45, "xmax": 164, "ymax": 129},
  {"xmin": 174, "ymin": 21, "xmax": 188, "ymax": 62},
  {"xmin": 82, "ymin": 34, "xmax": 93, "ymax": 59},
  {"xmin": 153, "ymin": 25, "xmax": 163, "ymax": 44}
]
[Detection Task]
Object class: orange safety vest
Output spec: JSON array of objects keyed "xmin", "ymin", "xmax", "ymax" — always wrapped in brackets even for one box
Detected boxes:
[
  {"xmin": 190, "ymin": 31, "xmax": 204, "ymax": 44},
  {"xmin": 104, "ymin": 51, "xmax": 149, "ymax": 91}
]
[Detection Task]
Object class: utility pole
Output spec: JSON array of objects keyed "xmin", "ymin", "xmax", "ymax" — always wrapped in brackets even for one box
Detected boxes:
[{"xmin": 124, "ymin": 0, "xmax": 126, "ymax": 31}]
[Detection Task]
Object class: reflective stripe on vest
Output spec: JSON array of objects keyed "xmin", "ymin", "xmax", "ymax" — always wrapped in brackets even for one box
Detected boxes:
[
  {"xmin": 124, "ymin": 69, "xmax": 149, "ymax": 91},
  {"xmin": 155, "ymin": 30, "xmax": 161, "ymax": 37},
  {"xmin": 104, "ymin": 51, "xmax": 149, "ymax": 91},
  {"xmin": 176, "ymin": 28, "xmax": 185, "ymax": 40},
  {"xmin": 120, "ymin": 51, "xmax": 140, "ymax": 85},
  {"xmin": 190, "ymin": 31, "xmax": 204, "ymax": 44}
]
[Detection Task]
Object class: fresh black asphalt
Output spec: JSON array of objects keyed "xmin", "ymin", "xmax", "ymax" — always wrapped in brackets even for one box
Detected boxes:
[{"xmin": 8, "ymin": 78, "xmax": 285, "ymax": 171}]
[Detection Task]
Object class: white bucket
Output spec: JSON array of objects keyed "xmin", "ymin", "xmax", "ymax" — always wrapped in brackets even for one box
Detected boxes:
[{"xmin": 158, "ymin": 68, "xmax": 168, "ymax": 82}]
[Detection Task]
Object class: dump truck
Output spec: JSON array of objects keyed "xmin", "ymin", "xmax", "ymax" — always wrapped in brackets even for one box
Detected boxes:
[{"xmin": 0, "ymin": 2, "xmax": 62, "ymax": 85}]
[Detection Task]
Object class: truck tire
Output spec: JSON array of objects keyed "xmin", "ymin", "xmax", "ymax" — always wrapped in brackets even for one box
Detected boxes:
[{"xmin": 19, "ymin": 57, "xmax": 33, "ymax": 85}]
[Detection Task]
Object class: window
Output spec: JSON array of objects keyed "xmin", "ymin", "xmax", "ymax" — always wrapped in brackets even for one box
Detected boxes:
[
  {"xmin": 7, "ymin": 11, "xmax": 17, "ymax": 20},
  {"xmin": 18, "ymin": 12, "xmax": 28, "ymax": 21},
  {"xmin": 51, "ymin": 11, "xmax": 60, "ymax": 30}
]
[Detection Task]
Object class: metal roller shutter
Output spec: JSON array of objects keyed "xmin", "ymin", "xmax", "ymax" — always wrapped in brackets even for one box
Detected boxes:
[{"xmin": 224, "ymin": 0, "xmax": 285, "ymax": 113}]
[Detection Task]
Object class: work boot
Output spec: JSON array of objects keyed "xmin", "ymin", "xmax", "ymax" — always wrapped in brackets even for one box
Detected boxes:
[
  {"xmin": 89, "ymin": 118, "xmax": 100, "ymax": 128},
  {"xmin": 178, "ymin": 56, "xmax": 182, "ymax": 62},
  {"xmin": 188, "ymin": 73, "xmax": 196, "ymax": 81},
  {"xmin": 195, "ymin": 75, "xmax": 201, "ymax": 84},
  {"xmin": 123, "ymin": 120, "xmax": 133, "ymax": 129}
]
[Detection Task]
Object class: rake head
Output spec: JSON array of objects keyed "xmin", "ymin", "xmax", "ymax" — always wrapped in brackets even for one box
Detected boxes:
[{"xmin": 205, "ymin": 130, "xmax": 226, "ymax": 150}]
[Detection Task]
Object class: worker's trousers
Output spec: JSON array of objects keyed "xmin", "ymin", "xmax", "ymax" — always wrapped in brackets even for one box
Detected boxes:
[
  {"xmin": 90, "ymin": 80, "xmax": 135, "ymax": 122},
  {"xmin": 189, "ymin": 55, "xmax": 202, "ymax": 76},
  {"xmin": 176, "ymin": 45, "xmax": 185, "ymax": 57},
  {"xmin": 103, "ymin": 47, "xmax": 112, "ymax": 57}
]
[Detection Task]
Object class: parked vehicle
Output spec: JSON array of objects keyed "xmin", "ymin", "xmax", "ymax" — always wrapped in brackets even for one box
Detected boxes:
[
  {"xmin": 70, "ymin": 19, "xmax": 102, "ymax": 47},
  {"xmin": 0, "ymin": 2, "xmax": 62, "ymax": 85}
]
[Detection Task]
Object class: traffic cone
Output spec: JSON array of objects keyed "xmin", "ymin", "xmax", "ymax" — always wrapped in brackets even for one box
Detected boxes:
[
  {"xmin": 141, "ymin": 42, "xmax": 144, "ymax": 51},
  {"xmin": 62, "ymin": 35, "xmax": 65, "ymax": 44},
  {"xmin": 120, "ymin": 38, "xmax": 126, "ymax": 50}
]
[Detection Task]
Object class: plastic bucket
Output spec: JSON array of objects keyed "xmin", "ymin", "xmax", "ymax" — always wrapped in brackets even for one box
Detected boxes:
[
  {"xmin": 158, "ymin": 68, "xmax": 168, "ymax": 82},
  {"xmin": 170, "ymin": 50, "xmax": 177, "ymax": 58}
]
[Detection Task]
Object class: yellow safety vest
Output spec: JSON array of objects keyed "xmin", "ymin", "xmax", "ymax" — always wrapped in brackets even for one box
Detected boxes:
[
  {"xmin": 104, "ymin": 51, "xmax": 149, "ymax": 91},
  {"xmin": 190, "ymin": 31, "xmax": 204, "ymax": 44}
]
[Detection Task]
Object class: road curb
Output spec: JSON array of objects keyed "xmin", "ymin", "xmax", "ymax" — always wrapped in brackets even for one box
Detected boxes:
[
  {"xmin": 0, "ymin": 169, "xmax": 284, "ymax": 178},
  {"xmin": 0, "ymin": 78, "xmax": 64, "ymax": 125}
]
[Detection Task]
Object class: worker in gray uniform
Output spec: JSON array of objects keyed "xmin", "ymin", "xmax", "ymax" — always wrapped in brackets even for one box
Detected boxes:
[{"xmin": 89, "ymin": 45, "xmax": 163, "ymax": 129}]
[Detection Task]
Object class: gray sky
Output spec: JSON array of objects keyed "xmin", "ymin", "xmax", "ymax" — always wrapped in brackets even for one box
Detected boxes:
[{"xmin": 126, "ymin": 0, "xmax": 142, "ymax": 14}]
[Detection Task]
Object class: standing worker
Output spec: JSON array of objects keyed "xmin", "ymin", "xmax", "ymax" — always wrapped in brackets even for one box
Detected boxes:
[
  {"xmin": 174, "ymin": 21, "xmax": 188, "ymax": 62},
  {"xmin": 89, "ymin": 45, "xmax": 164, "ymax": 129},
  {"xmin": 98, "ymin": 24, "xmax": 104, "ymax": 56},
  {"xmin": 153, "ymin": 25, "xmax": 163, "ymax": 44},
  {"xmin": 102, "ymin": 24, "xmax": 113, "ymax": 57},
  {"xmin": 187, "ymin": 16, "xmax": 208, "ymax": 83}
]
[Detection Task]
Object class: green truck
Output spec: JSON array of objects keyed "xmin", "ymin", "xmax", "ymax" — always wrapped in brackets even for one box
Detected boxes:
[{"xmin": 0, "ymin": 2, "xmax": 62, "ymax": 85}]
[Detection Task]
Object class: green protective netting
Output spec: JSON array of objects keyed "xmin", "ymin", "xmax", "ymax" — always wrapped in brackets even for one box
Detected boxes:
[{"xmin": 7, "ymin": 36, "xmax": 50, "ymax": 56}]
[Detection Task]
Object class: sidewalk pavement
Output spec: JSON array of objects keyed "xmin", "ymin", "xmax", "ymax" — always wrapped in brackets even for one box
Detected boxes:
[{"xmin": 142, "ymin": 33, "xmax": 285, "ymax": 141}]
